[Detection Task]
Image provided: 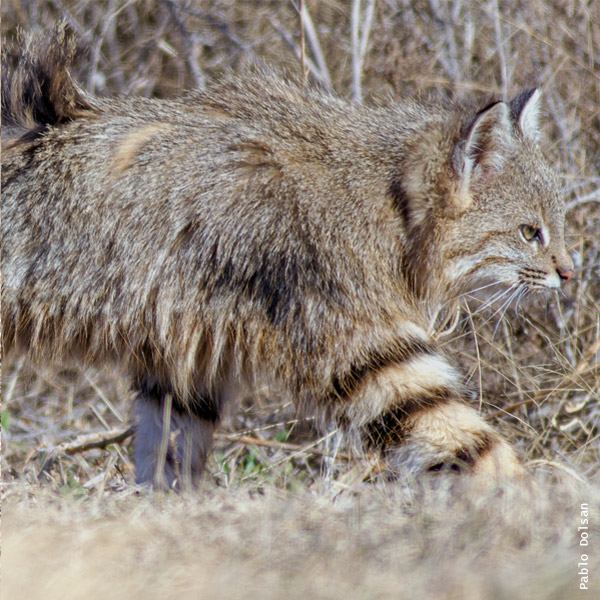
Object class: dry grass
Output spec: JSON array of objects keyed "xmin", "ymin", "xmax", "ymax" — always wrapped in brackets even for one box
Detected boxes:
[
  {"xmin": 3, "ymin": 477, "xmax": 599, "ymax": 600},
  {"xmin": 2, "ymin": 1, "xmax": 599, "ymax": 598}
]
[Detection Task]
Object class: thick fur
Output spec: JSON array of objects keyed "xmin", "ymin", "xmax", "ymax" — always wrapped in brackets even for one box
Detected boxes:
[
  {"xmin": 1, "ymin": 25, "xmax": 95, "ymax": 142},
  {"xmin": 2, "ymin": 24, "xmax": 573, "ymax": 488}
]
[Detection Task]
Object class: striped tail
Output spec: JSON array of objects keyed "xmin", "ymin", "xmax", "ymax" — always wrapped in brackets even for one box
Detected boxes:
[{"xmin": 2, "ymin": 21, "xmax": 96, "ymax": 144}]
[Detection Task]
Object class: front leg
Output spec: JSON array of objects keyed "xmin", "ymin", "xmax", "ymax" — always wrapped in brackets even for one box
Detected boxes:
[
  {"xmin": 366, "ymin": 394, "xmax": 523, "ymax": 480},
  {"xmin": 332, "ymin": 341, "xmax": 524, "ymax": 481}
]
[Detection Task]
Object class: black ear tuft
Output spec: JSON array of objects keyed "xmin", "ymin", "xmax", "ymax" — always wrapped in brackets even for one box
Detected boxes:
[
  {"xmin": 453, "ymin": 100, "xmax": 514, "ymax": 188},
  {"xmin": 509, "ymin": 88, "xmax": 541, "ymax": 142}
]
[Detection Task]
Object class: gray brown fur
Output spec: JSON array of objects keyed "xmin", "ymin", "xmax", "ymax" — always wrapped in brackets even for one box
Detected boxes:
[
  {"xmin": 2, "ymin": 24, "xmax": 573, "ymax": 488},
  {"xmin": 1, "ymin": 25, "xmax": 95, "ymax": 142}
]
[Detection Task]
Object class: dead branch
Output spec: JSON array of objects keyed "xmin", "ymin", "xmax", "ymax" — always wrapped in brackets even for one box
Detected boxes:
[{"xmin": 56, "ymin": 426, "xmax": 135, "ymax": 456}]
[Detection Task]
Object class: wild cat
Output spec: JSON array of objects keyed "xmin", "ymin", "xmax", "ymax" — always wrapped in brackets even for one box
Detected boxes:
[{"xmin": 2, "ymin": 24, "xmax": 573, "ymax": 488}]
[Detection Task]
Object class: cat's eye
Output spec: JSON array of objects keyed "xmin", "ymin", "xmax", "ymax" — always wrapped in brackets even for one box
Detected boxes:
[{"xmin": 520, "ymin": 224, "xmax": 541, "ymax": 243}]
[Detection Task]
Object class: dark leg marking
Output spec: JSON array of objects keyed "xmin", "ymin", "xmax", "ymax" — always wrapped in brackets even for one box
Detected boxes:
[
  {"xmin": 326, "ymin": 337, "xmax": 434, "ymax": 404},
  {"xmin": 454, "ymin": 431, "xmax": 495, "ymax": 467},
  {"xmin": 363, "ymin": 388, "xmax": 452, "ymax": 450},
  {"xmin": 135, "ymin": 377, "xmax": 221, "ymax": 423},
  {"xmin": 133, "ymin": 377, "xmax": 220, "ymax": 488},
  {"xmin": 427, "ymin": 432, "xmax": 496, "ymax": 473}
]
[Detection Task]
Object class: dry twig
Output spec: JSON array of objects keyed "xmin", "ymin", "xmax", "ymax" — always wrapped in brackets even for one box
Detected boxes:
[{"xmin": 56, "ymin": 426, "xmax": 135, "ymax": 456}]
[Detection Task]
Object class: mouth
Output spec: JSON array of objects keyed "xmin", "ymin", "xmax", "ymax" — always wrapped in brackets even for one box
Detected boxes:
[{"xmin": 517, "ymin": 266, "xmax": 564, "ymax": 292}]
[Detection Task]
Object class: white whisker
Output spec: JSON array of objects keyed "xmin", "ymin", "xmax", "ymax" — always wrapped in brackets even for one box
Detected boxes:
[
  {"xmin": 471, "ymin": 284, "xmax": 516, "ymax": 317},
  {"xmin": 450, "ymin": 279, "xmax": 515, "ymax": 305},
  {"xmin": 491, "ymin": 286, "xmax": 522, "ymax": 339}
]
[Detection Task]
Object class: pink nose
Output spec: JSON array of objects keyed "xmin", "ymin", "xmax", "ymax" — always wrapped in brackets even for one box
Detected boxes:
[{"xmin": 558, "ymin": 268, "xmax": 574, "ymax": 282}]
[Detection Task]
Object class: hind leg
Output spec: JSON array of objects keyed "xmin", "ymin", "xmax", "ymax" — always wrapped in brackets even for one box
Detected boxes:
[{"xmin": 134, "ymin": 380, "xmax": 220, "ymax": 489}]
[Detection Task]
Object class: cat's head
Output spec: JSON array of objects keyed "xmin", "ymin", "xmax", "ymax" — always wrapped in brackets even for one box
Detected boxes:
[{"xmin": 402, "ymin": 89, "xmax": 573, "ymax": 304}]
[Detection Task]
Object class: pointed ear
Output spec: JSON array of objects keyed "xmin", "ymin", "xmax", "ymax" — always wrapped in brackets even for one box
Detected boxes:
[
  {"xmin": 509, "ymin": 88, "xmax": 542, "ymax": 142},
  {"xmin": 453, "ymin": 101, "xmax": 514, "ymax": 183}
]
